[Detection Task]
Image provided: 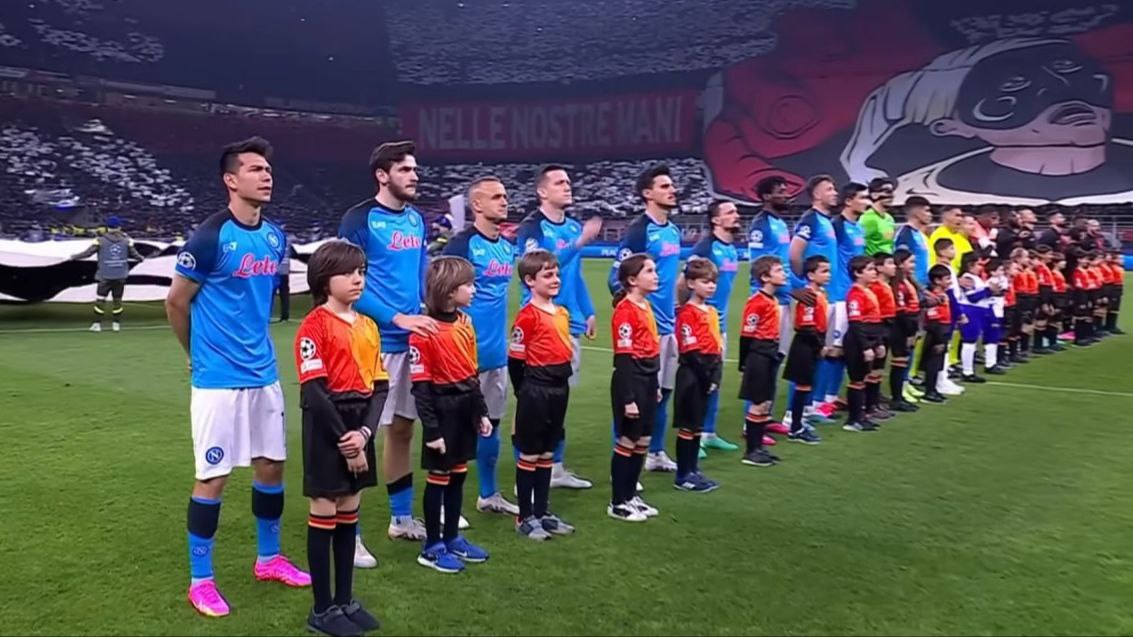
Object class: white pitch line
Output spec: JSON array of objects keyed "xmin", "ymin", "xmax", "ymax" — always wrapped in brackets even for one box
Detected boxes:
[{"xmin": 579, "ymin": 345, "xmax": 1133, "ymax": 399}]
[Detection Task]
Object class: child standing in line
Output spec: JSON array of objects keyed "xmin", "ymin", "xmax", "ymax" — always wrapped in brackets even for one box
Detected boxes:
[
  {"xmin": 843, "ymin": 255, "xmax": 885, "ymax": 432},
  {"xmin": 295, "ymin": 240, "xmax": 385, "ymax": 636},
  {"xmin": 738, "ymin": 256, "xmax": 789, "ymax": 467},
  {"xmin": 672, "ymin": 258, "xmax": 724, "ymax": 491},
  {"xmin": 782, "ymin": 255, "xmax": 831, "ymax": 444},
  {"xmin": 410, "ymin": 256, "xmax": 493, "ymax": 573},
  {"xmin": 921, "ymin": 265, "xmax": 955, "ymax": 404},
  {"xmin": 867, "ymin": 252, "xmax": 898, "ymax": 421},
  {"xmin": 609, "ymin": 253, "xmax": 662, "ymax": 522},
  {"xmin": 889, "ymin": 249, "xmax": 920, "ymax": 410},
  {"xmin": 1105, "ymin": 250, "xmax": 1125, "ymax": 335}
]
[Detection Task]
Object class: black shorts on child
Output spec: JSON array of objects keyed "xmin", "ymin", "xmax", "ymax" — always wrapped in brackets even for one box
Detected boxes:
[
  {"xmin": 303, "ymin": 398, "xmax": 378, "ymax": 499},
  {"xmin": 512, "ymin": 381, "xmax": 568, "ymax": 455},
  {"xmin": 421, "ymin": 392, "xmax": 480, "ymax": 472},
  {"xmin": 611, "ymin": 372, "xmax": 658, "ymax": 441},
  {"xmin": 782, "ymin": 330, "xmax": 822, "ymax": 386},
  {"xmin": 739, "ymin": 341, "xmax": 779, "ymax": 404}
]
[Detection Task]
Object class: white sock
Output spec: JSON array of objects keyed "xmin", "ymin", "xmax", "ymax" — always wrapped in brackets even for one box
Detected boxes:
[
  {"xmin": 961, "ymin": 343, "xmax": 976, "ymax": 375},
  {"xmin": 936, "ymin": 369, "xmax": 948, "ymax": 392},
  {"xmin": 984, "ymin": 343, "xmax": 998, "ymax": 369}
]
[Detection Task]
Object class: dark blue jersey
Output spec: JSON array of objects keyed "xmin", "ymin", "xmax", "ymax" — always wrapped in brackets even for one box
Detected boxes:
[
  {"xmin": 608, "ymin": 213, "xmax": 681, "ymax": 335},
  {"xmin": 443, "ymin": 227, "xmax": 514, "ymax": 371},
  {"xmin": 339, "ymin": 199, "xmax": 428, "ymax": 353},
  {"xmin": 690, "ymin": 233, "xmax": 739, "ymax": 330},
  {"xmin": 515, "ymin": 210, "xmax": 595, "ymax": 336},
  {"xmin": 175, "ymin": 209, "xmax": 286, "ymax": 389}
]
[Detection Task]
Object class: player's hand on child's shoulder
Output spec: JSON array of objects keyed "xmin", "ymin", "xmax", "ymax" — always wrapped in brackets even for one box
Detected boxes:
[
  {"xmin": 394, "ymin": 313, "xmax": 439, "ymax": 337},
  {"xmin": 791, "ymin": 288, "xmax": 817, "ymax": 306}
]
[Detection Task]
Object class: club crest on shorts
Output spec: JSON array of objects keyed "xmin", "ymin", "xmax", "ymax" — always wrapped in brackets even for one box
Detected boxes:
[{"xmin": 205, "ymin": 446, "xmax": 224, "ymax": 465}]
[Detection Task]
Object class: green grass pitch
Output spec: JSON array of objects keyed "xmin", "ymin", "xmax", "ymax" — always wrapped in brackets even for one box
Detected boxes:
[{"xmin": 1, "ymin": 263, "xmax": 1131, "ymax": 635}]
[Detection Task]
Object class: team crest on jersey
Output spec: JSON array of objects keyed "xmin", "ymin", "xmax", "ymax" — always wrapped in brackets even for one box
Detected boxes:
[
  {"xmin": 177, "ymin": 252, "xmax": 196, "ymax": 270},
  {"xmin": 408, "ymin": 214, "xmax": 419, "ymax": 227},
  {"xmin": 267, "ymin": 232, "xmax": 280, "ymax": 248}
]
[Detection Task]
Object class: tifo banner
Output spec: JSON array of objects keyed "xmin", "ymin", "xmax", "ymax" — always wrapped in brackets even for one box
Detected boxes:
[
  {"xmin": 400, "ymin": 89, "xmax": 700, "ymax": 161},
  {"xmin": 702, "ymin": 0, "xmax": 1133, "ymax": 206}
]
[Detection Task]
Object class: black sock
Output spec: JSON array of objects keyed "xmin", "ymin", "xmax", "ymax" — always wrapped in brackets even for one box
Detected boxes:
[
  {"xmin": 790, "ymin": 389, "xmax": 809, "ymax": 434},
  {"xmin": 1046, "ymin": 326, "xmax": 1059, "ymax": 346},
  {"xmin": 848, "ymin": 386, "xmax": 865, "ymax": 422},
  {"xmin": 865, "ymin": 381, "xmax": 881, "ymax": 411},
  {"xmin": 1020, "ymin": 331, "xmax": 1031, "ymax": 352},
  {"xmin": 307, "ymin": 515, "xmax": 336, "ymax": 613},
  {"xmin": 1107, "ymin": 311, "xmax": 1118, "ymax": 331},
  {"xmin": 516, "ymin": 459, "xmax": 536, "ymax": 519},
  {"xmin": 533, "ymin": 460, "xmax": 552, "ymax": 518},
  {"xmin": 611, "ymin": 444, "xmax": 633, "ymax": 504},
  {"xmin": 424, "ymin": 474, "xmax": 447, "ymax": 546},
  {"xmin": 332, "ymin": 509, "xmax": 358, "ymax": 607},
  {"xmin": 1033, "ymin": 330, "xmax": 1045, "ymax": 350},
  {"xmin": 443, "ymin": 470, "xmax": 467, "ymax": 542},
  {"xmin": 889, "ymin": 366, "xmax": 905, "ymax": 401},
  {"xmin": 629, "ymin": 448, "xmax": 647, "ymax": 494},
  {"xmin": 1009, "ymin": 339, "xmax": 1019, "ymax": 357},
  {"xmin": 676, "ymin": 429, "xmax": 696, "ymax": 477},
  {"xmin": 744, "ymin": 417, "xmax": 766, "ymax": 454},
  {"xmin": 690, "ymin": 433, "xmax": 702, "ymax": 474}
]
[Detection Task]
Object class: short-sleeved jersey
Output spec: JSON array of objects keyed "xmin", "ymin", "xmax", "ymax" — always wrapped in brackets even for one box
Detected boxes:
[
  {"xmin": 928, "ymin": 225, "xmax": 972, "ymax": 269},
  {"xmin": 609, "ymin": 214, "xmax": 681, "ymax": 335},
  {"xmin": 792, "ymin": 208, "xmax": 838, "ymax": 290},
  {"xmin": 1109, "ymin": 263, "xmax": 1125, "ymax": 286},
  {"xmin": 175, "ymin": 209, "xmax": 286, "ymax": 389},
  {"xmin": 339, "ymin": 199, "xmax": 428, "ymax": 353},
  {"xmin": 895, "ymin": 279, "xmax": 920, "ymax": 314},
  {"xmin": 516, "ymin": 210, "xmax": 595, "ymax": 335},
  {"xmin": 690, "ymin": 233, "xmax": 739, "ymax": 329},
  {"xmin": 868, "ymin": 280, "xmax": 897, "ymax": 318},
  {"xmin": 1051, "ymin": 268, "xmax": 1068, "ymax": 293},
  {"xmin": 1035, "ymin": 262, "xmax": 1054, "ymax": 288},
  {"xmin": 443, "ymin": 227, "xmax": 514, "ymax": 371},
  {"xmin": 925, "ymin": 290, "xmax": 953, "ymax": 324},
  {"xmin": 794, "ymin": 288, "xmax": 829, "ymax": 332},
  {"xmin": 612, "ymin": 297, "xmax": 660, "ymax": 359},
  {"xmin": 894, "ymin": 224, "xmax": 930, "ymax": 285},
  {"xmin": 295, "ymin": 306, "xmax": 386, "ymax": 394},
  {"xmin": 860, "ymin": 208, "xmax": 896, "ymax": 256},
  {"xmin": 509, "ymin": 302, "xmax": 573, "ymax": 384},
  {"xmin": 676, "ymin": 303, "xmax": 723, "ymax": 356},
  {"xmin": 1013, "ymin": 269, "xmax": 1039, "ymax": 295},
  {"xmin": 747, "ymin": 210, "xmax": 792, "ymax": 303},
  {"xmin": 831, "ymin": 214, "xmax": 866, "ymax": 302},
  {"xmin": 409, "ymin": 313, "xmax": 478, "ymax": 386},
  {"xmin": 740, "ymin": 290, "xmax": 781, "ymax": 341},
  {"xmin": 847, "ymin": 284, "xmax": 881, "ymax": 323}
]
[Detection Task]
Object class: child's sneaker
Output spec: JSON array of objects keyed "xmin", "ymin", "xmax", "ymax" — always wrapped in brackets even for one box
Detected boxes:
[
  {"xmin": 842, "ymin": 421, "xmax": 878, "ymax": 433},
  {"xmin": 787, "ymin": 429, "xmax": 822, "ymax": 445},
  {"xmin": 445, "ymin": 535, "xmax": 489, "ymax": 563},
  {"xmin": 417, "ymin": 542, "xmax": 464, "ymax": 573},
  {"xmin": 539, "ymin": 513, "xmax": 576, "ymax": 536},
  {"xmin": 254, "ymin": 555, "xmax": 311, "ymax": 587},
  {"xmin": 187, "ymin": 580, "xmax": 230, "ymax": 617},
  {"xmin": 674, "ymin": 473, "xmax": 717, "ymax": 492},
  {"xmin": 741, "ymin": 450, "xmax": 776, "ymax": 466},
  {"xmin": 516, "ymin": 516, "xmax": 553, "ymax": 541},
  {"xmin": 607, "ymin": 502, "xmax": 647, "ymax": 522},
  {"xmin": 694, "ymin": 472, "xmax": 720, "ymax": 490},
  {"xmin": 340, "ymin": 600, "xmax": 382, "ymax": 632},
  {"xmin": 890, "ymin": 399, "xmax": 919, "ymax": 413},
  {"xmin": 921, "ymin": 391, "xmax": 947, "ymax": 404},
  {"xmin": 629, "ymin": 496, "xmax": 659, "ymax": 517},
  {"xmin": 307, "ymin": 605, "xmax": 362, "ymax": 637}
]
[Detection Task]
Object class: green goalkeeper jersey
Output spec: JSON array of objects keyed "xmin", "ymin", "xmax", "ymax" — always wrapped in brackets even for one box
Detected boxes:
[{"xmin": 860, "ymin": 208, "xmax": 896, "ymax": 255}]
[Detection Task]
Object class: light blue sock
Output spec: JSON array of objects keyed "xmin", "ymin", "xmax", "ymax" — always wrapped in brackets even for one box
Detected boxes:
[
  {"xmin": 787, "ymin": 382, "xmax": 796, "ymax": 414},
  {"xmin": 552, "ymin": 438, "xmax": 565, "ymax": 464},
  {"xmin": 702, "ymin": 390, "xmax": 720, "ymax": 434},
  {"xmin": 830, "ymin": 361, "xmax": 846, "ymax": 399},
  {"xmin": 387, "ymin": 474, "xmax": 414, "ymax": 519},
  {"xmin": 477, "ymin": 420, "xmax": 500, "ymax": 499},
  {"xmin": 650, "ymin": 389, "xmax": 672, "ymax": 453},
  {"xmin": 251, "ymin": 482, "xmax": 283, "ymax": 562},
  {"xmin": 187, "ymin": 495, "xmax": 220, "ymax": 584},
  {"xmin": 812, "ymin": 361, "xmax": 829, "ymax": 406}
]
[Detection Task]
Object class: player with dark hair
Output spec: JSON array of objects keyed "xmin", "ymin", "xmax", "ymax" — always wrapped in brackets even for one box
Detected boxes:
[
  {"xmin": 339, "ymin": 140, "xmax": 435, "ymax": 565},
  {"xmin": 515, "ymin": 164, "xmax": 601, "ymax": 489},
  {"xmin": 822, "ymin": 181, "xmax": 869, "ymax": 413},
  {"xmin": 672, "ymin": 258, "xmax": 723, "ymax": 491},
  {"xmin": 609, "ymin": 164, "xmax": 682, "ymax": 473},
  {"xmin": 410, "ymin": 256, "xmax": 493, "ymax": 573},
  {"xmin": 166, "ymin": 136, "xmax": 309, "ymax": 618},
  {"xmin": 689, "ymin": 199, "xmax": 742, "ymax": 454},
  {"xmin": 788, "ymin": 175, "xmax": 840, "ymax": 421},
  {"xmin": 738, "ymin": 255, "xmax": 789, "ymax": 467},
  {"xmin": 609, "ymin": 253, "xmax": 662, "ymax": 522},
  {"xmin": 860, "ymin": 177, "xmax": 898, "ymax": 255},
  {"xmin": 295, "ymin": 240, "xmax": 385, "ymax": 636},
  {"xmin": 782, "ymin": 255, "xmax": 831, "ymax": 444},
  {"xmin": 443, "ymin": 177, "xmax": 520, "ymax": 520},
  {"xmin": 509, "ymin": 250, "xmax": 577, "ymax": 539}
]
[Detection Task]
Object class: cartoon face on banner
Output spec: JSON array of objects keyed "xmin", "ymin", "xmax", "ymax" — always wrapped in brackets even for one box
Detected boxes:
[{"xmin": 702, "ymin": 0, "xmax": 1133, "ymax": 206}]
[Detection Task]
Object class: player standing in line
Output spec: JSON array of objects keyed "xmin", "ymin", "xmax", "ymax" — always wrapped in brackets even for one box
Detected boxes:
[
  {"xmin": 443, "ymin": 177, "xmax": 520, "ymax": 518},
  {"xmin": 1031, "ymin": 245, "xmax": 1056, "ymax": 353},
  {"xmin": 672, "ymin": 259, "xmax": 723, "ymax": 491},
  {"xmin": 609, "ymin": 254, "xmax": 662, "ymax": 522},
  {"xmin": 748, "ymin": 177, "xmax": 819, "ymax": 432},
  {"xmin": 608, "ymin": 165, "xmax": 682, "ymax": 473},
  {"xmin": 825, "ymin": 182, "xmax": 870, "ymax": 412},
  {"xmin": 892, "ymin": 196, "xmax": 932, "ymax": 404},
  {"xmin": 339, "ymin": 141, "xmax": 435, "ymax": 565},
  {"xmin": 689, "ymin": 199, "xmax": 742, "ymax": 454},
  {"xmin": 1105, "ymin": 250, "xmax": 1124, "ymax": 335},
  {"xmin": 515, "ymin": 165, "xmax": 601, "ymax": 489},
  {"xmin": 860, "ymin": 177, "xmax": 898, "ymax": 256},
  {"xmin": 70, "ymin": 215, "xmax": 145, "ymax": 332},
  {"xmin": 508, "ymin": 250, "xmax": 578, "ymax": 540},
  {"xmin": 738, "ymin": 256, "xmax": 789, "ymax": 466},
  {"xmin": 165, "ymin": 137, "xmax": 309, "ymax": 618},
  {"xmin": 294, "ymin": 241, "xmax": 385, "ymax": 637},
  {"xmin": 410, "ymin": 257, "xmax": 493, "ymax": 573},
  {"xmin": 788, "ymin": 175, "xmax": 840, "ymax": 420}
]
